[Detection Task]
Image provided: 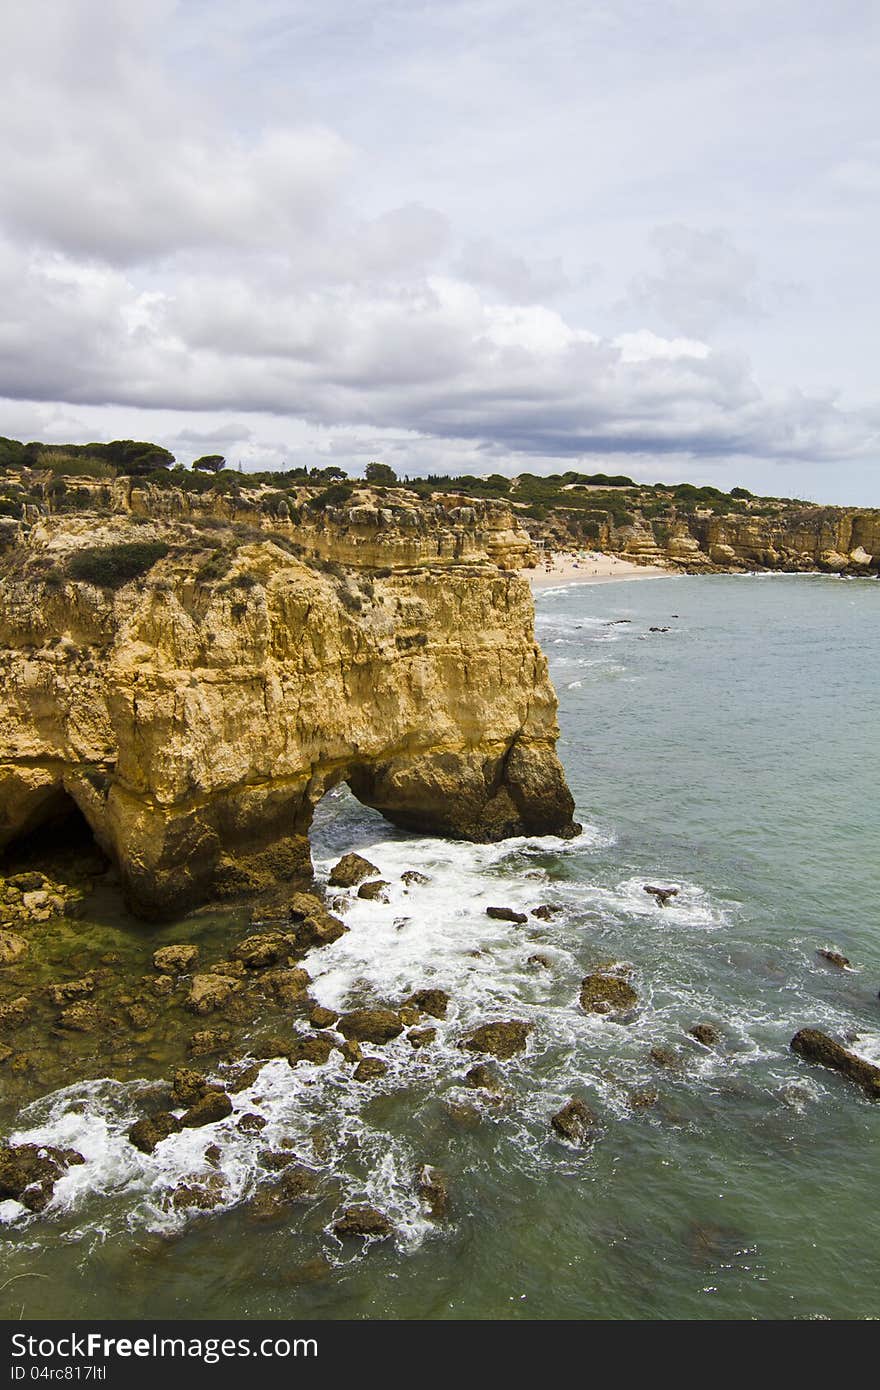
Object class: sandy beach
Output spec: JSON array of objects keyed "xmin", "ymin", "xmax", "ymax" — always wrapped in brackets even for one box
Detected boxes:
[{"xmin": 521, "ymin": 550, "xmax": 670, "ymax": 589}]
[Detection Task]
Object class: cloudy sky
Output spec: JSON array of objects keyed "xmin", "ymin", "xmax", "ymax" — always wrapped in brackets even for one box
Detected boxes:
[{"xmin": 1, "ymin": 1, "xmax": 878, "ymax": 502}]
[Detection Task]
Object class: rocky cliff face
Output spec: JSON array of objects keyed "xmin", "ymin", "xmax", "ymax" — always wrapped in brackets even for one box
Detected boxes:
[
  {"xmin": 615, "ymin": 508, "xmax": 880, "ymax": 574},
  {"xmin": 0, "ymin": 500, "xmax": 577, "ymax": 918}
]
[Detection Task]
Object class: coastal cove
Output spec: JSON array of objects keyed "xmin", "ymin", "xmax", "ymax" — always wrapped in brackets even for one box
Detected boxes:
[{"xmin": 0, "ymin": 572, "xmax": 877, "ymax": 1320}]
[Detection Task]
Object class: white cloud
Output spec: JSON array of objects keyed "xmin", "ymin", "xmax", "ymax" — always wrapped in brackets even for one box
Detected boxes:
[{"xmin": 0, "ymin": 0, "xmax": 878, "ymax": 501}]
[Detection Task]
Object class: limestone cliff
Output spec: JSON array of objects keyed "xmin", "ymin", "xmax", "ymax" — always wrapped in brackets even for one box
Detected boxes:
[{"xmin": 0, "ymin": 500, "xmax": 577, "ymax": 918}]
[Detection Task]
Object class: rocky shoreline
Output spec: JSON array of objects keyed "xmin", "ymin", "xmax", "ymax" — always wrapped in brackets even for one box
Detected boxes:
[{"xmin": 3, "ymin": 829, "xmax": 879, "ymax": 1242}]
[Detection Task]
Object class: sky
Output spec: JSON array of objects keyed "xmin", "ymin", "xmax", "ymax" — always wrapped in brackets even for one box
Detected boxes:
[{"xmin": 0, "ymin": 0, "xmax": 878, "ymax": 502}]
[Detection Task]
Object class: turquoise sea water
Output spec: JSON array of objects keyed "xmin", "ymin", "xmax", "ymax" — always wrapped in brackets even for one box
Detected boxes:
[{"xmin": 2, "ymin": 574, "xmax": 878, "ymax": 1319}]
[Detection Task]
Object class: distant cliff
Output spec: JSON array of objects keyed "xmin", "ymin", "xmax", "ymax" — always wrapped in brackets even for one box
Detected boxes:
[{"xmin": 0, "ymin": 488, "xmax": 577, "ymax": 918}]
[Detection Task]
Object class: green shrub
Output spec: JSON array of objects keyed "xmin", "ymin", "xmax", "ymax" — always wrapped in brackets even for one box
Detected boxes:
[
  {"xmin": 67, "ymin": 541, "xmax": 169, "ymax": 588},
  {"xmin": 37, "ymin": 450, "xmax": 115, "ymax": 480}
]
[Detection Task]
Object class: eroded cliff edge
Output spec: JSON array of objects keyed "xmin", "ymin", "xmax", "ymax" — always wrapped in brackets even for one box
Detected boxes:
[{"xmin": 0, "ymin": 496, "xmax": 578, "ymax": 917}]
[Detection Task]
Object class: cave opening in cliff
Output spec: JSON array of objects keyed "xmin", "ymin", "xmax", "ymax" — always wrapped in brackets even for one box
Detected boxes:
[{"xmin": 0, "ymin": 788, "xmax": 109, "ymax": 878}]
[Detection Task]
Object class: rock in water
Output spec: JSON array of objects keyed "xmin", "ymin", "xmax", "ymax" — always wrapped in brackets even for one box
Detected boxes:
[
  {"xmin": 333, "ymin": 1205, "xmax": 394, "ymax": 1239},
  {"xmin": 0, "ymin": 931, "xmax": 28, "ymax": 965},
  {"xmin": 405, "ymin": 987, "xmax": 450, "ymax": 1018},
  {"xmin": 337, "ymin": 1008, "xmax": 404, "ymax": 1043},
  {"xmin": 790, "ymin": 1028, "xmax": 880, "ymax": 1098},
  {"xmin": 817, "ymin": 948, "xmax": 852, "ymax": 970},
  {"xmin": 416, "ymin": 1164, "xmax": 449, "ymax": 1220},
  {"xmin": 328, "ymin": 854, "xmax": 380, "ymax": 888},
  {"xmin": 643, "ymin": 884, "xmax": 679, "ymax": 908},
  {"xmin": 579, "ymin": 974, "xmax": 638, "ymax": 1016},
  {"xmin": 688, "ymin": 1023, "xmax": 720, "ymax": 1046},
  {"xmin": 179, "ymin": 1090, "xmax": 234, "ymax": 1128},
  {"xmin": 485, "ymin": 906, "xmax": 528, "ymax": 923},
  {"xmin": 152, "ymin": 944, "xmax": 199, "ymax": 974},
  {"xmin": 0, "ymin": 1143, "xmax": 85, "ymax": 1212},
  {"xmin": 550, "ymin": 1098, "xmax": 599, "ymax": 1144},
  {"xmin": 464, "ymin": 1020, "xmax": 531, "ymax": 1059}
]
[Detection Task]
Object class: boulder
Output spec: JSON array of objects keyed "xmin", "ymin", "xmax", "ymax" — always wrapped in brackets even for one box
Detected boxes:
[
  {"xmin": 332, "ymin": 1205, "xmax": 394, "ymax": 1238},
  {"xmin": 309, "ymin": 1005, "xmax": 338, "ymax": 1029},
  {"xmin": 407, "ymin": 1027, "xmax": 436, "ymax": 1048},
  {"xmin": 231, "ymin": 933, "xmax": 295, "ymax": 969},
  {"xmin": 531, "ymin": 904, "xmax": 562, "ymax": 920},
  {"xmin": 236, "ymin": 1113, "xmax": 267, "ymax": 1134},
  {"xmin": 152, "ymin": 944, "xmax": 199, "ymax": 974},
  {"xmin": 0, "ymin": 1143, "xmax": 85, "ymax": 1211},
  {"xmin": 261, "ymin": 966, "xmax": 310, "ymax": 1005},
  {"xmin": 790, "ymin": 1028, "xmax": 880, "ymax": 1099},
  {"xmin": 129, "ymin": 1111, "xmax": 181, "ymax": 1154},
  {"xmin": 579, "ymin": 974, "xmax": 638, "ymax": 1016},
  {"xmin": 170, "ymin": 1067, "xmax": 210, "ymax": 1107},
  {"xmin": 357, "ymin": 880, "xmax": 390, "ymax": 901},
  {"xmin": 353, "ymin": 1057, "xmax": 388, "ymax": 1081},
  {"xmin": 485, "ymin": 906, "xmax": 527, "ymax": 924},
  {"xmin": 406, "ymin": 988, "xmax": 449, "ymax": 1019},
  {"xmin": 464, "ymin": 1020, "xmax": 531, "ymax": 1059},
  {"xmin": 337, "ymin": 1008, "xmax": 404, "ymax": 1044},
  {"xmin": 186, "ymin": 973, "xmax": 239, "ymax": 1016},
  {"xmin": 550, "ymin": 1098, "xmax": 599, "ymax": 1144},
  {"xmin": 179, "ymin": 1090, "xmax": 233, "ymax": 1128},
  {"xmin": 0, "ymin": 931, "xmax": 28, "ymax": 966},
  {"xmin": 287, "ymin": 1034, "xmax": 336, "ymax": 1066},
  {"xmin": 328, "ymin": 854, "xmax": 380, "ymax": 888}
]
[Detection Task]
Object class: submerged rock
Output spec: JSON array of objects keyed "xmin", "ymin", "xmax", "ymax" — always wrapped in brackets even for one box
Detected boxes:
[
  {"xmin": 0, "ymin": 997, "xmax": 32, "ymax": 1031},
  {"xmin": 550, "ymin": 1098, "xmax": 599, "ymax": 1144},
  {"xmin": 236, "ymin": 1113, "xmax": 267, "ymax": 1134},
  {"xmin": 152, "ymin": 944, "xmax": 199, "ymax": 974},
  {"xmin": 628, "ymin": 1087, "xmax": 660, "ymax": 1110},
  {"xmin": 0, "ymin": 931, "xmax": 28, "ymax": 965},
  {"xmin": 464, "ymin": 1020, "xmax": 531, "ymax": 1059},
  {"xmin": 188, "ymin": 1028, "xmax": 231, "ymax": 1057},
  {"xmin": 46, "ymin": 976, "xmax": 95, "ymax": 1006},
  {"xmin": 790, "ymin": 1028, "xmax": 880, "ymax": 1099},
  {"xmin": 579, "ymin": 974, "xmax": 638, "ymax": 1016},
  {"xmin": 59, "ymin": 1001, "xmax": 105, "ymax": 1033},
  {"xmin": 688, "ymin": 1023, "xmax": 720, "ymax": 1047},
  {"xmin": 328, "ymin": 854, "xmax": 380, "ymax": 888},
  {"xmin": 485, "ymin": 906, "xmax": 527, "ymax": 924},
  {"xmin": 249, "ymin": 1165, "xmax": 320, "ymax": 1221},
  {"xmin": 649, "ymin": 1045, "xmax": 683, "ymax": 1071},
  {"xmin": 332, "ymin": 1205, "xmax": 394, "ymax": 1238},
  {"xmin": 337, "ymin": 1008, "xmax": 404, "ymax": 1044},
  {"xmin": 464, "ymin": 1062, "xmax": 503, "ymax": 1091}
]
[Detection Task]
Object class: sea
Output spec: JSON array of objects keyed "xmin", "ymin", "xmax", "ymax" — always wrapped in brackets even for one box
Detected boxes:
[{"xmin": 1, "ymin": 573, "xmax": 878, "ymax": 1320}]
